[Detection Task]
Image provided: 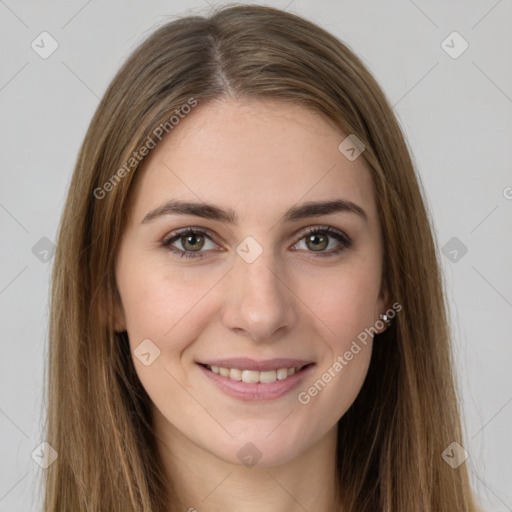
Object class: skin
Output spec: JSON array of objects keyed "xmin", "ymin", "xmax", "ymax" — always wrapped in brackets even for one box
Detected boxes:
[{"xmin": 114, "ymin": 97, "xmax": 389, "ymax": 512}]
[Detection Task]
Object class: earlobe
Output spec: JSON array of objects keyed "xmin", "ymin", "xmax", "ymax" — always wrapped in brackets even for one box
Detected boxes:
[
  {"xmin": 376, "ymin": 283, "xmax": 393, "ymax": 334},
  {"xmin": 378, "ymin": 312, "xmax": 392, "ymax": 332},
  {"xmin": 99, "ymin": 286, "xmax": 127, "ymax": 333},
  {"xmin": 113, "ymin": 305, "xmax": 127, "ymax": 333},
  {"xmin": 112, "ymin": 292, "xmax": 127, "ymax": 333}
]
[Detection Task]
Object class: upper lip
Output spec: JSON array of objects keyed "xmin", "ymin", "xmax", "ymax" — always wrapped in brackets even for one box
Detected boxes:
[{"xmin": 197, "ymin": 358, "xmax": 314, "ymax": 372}]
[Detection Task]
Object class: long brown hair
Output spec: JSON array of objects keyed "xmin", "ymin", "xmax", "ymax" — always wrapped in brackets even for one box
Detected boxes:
[{"xmin": 41, "ymin": 4, "xmax": 481, "ymax": 511}]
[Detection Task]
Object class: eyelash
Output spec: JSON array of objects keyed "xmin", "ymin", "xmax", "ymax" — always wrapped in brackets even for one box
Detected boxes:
[{"xmin": 161, "ymin": 225, "xmax": 352, "ymax": 260}]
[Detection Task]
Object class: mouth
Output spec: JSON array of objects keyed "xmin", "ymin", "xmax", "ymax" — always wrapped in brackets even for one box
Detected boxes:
[{"xmin": 196, "ymin": 359, "xmax": 316, "ymax": 402}]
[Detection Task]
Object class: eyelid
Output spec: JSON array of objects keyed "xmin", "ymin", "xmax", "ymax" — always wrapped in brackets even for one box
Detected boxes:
[
  {"xmin": 161, "ymin": 224, "xmax": 352, "ymax": 258},
  {"xmin": 162, "ymin": 226, "xmax": 223, "ymax": 247},
  {"xmin": 297, "ymin": 225, "xmax": 352, "ymax": 247}
]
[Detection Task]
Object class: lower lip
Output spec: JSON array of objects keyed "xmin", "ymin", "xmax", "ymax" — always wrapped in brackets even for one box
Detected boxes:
[{"xmin": 197, "ymin": 363, "xmax": 316, "ymax": 402}]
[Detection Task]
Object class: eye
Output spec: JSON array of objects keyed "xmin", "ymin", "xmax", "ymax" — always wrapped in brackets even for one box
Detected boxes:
[
  {"xmin": 290, "ymin": 226, "xmax": 352, "ymax": 257},
  {"xmin": 161, "ymin": 225, "xmax": 352, "ymax": 259},
  {"xmin": 161, "ymin": 228, "xmax": 220, "ymax": 259}
]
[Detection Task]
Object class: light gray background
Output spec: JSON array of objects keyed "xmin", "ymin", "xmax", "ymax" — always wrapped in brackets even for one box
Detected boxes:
[{"xmin": 1, "ymin": 1, "xmax": 511, "ymax": 510}]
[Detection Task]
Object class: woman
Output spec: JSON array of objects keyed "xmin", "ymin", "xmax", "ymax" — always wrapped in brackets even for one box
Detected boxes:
[{"xmin": 42, "ymin": 4, "xmax": 481, "ymax": 511}]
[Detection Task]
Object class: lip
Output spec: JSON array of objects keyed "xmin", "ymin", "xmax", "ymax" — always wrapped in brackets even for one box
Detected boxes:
[
  {"xmin": 197, "ymin": 362, "xmax": 316, "ymax": 402},
  {"xmin": 196, "ymin": 358, "xmax": 313, "ymax": 372}
]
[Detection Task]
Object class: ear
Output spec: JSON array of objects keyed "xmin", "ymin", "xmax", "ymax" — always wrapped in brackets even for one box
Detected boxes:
[
  {"xmin": 375, "ymin": 280, "xmax": 393, "ymax": 334},
  {"xmin": 113, "ymin": 296, "xmax": 127, "ymax": 333},
  {"xmin": 99, "ymin": 285, "xmax": 127, "ymax": 333}
]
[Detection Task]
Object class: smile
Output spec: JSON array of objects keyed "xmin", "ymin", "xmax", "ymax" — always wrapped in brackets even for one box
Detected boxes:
[{"xmin": 196, "ymin": 360, "xmax": 316, "ymax": 402}]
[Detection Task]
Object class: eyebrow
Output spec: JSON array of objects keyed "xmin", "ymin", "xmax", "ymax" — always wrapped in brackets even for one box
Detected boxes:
[{"xmin": 141, "ymin": 198, "xmax": 367, "ymax": 225}]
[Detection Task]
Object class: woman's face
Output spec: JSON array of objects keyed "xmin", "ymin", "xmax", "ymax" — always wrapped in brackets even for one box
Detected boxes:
[{"xmin": 114, "ymin": 98, "xmax": 388, "ymax": 467}]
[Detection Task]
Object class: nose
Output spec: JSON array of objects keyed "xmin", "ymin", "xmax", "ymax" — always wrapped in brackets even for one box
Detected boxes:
[{"xmin": 221, "ymin": 248, "xmax": 298, "ymax": 342}]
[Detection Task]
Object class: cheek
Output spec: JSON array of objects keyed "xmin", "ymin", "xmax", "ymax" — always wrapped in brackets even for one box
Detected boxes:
[
  {"xmin": 117, "ymin": 263, "xmax": 214, "ymax": 411},
  {"xmin": 301, "ymin": 260, "xmax": 382, "ymax": 343},
  {"xmin": 296, "ymin": 289, "xmax": 375, "ymax": 430},
  {"xmin": 293, "ymin": 261, "xmax": 380, "ymax": 416},
  {"xmin": 300, "ymin": 345, "xmax": 372, "ymax": 435},
  {"xmin": 118, "ymin": 257, "xmax": 217, "ymax": 347}
]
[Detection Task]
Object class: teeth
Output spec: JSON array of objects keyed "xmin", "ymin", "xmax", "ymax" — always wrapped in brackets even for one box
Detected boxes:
[
  {"xmin": 258, "ymin": 370, "xmax": 276, "ymax": 384},
  {"xmin": 229, "ymin": 368, "xmax": 242, "ymax": 381},
  {"xmin": 277, "ymin": 368, "xmax": 288, "ymax": 380},
  {"xmin": 206, "ymin": 364, "xmax": 304, "ymax": 383},
  {"xmin": 242, "ymin": 370, "xmax": 260, "ymax": 383}
]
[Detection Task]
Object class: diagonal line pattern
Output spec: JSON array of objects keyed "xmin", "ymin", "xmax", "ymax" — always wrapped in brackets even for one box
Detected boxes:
[
  {"xmin": 264, "ymin": 469, "xmax": 309, "ymax": 511},
  {"xmin": 472, "ymin": 61, "xmax": 512, "ymax": 105},
  {"xmin": 0, "ymin": 472, "xmax": 28, "ymax": 502},
  {"xmin": 162, "ymin": 267, "xmax": 234, "ymax": 337},
  {"xmin": 393, "ymin": 62, "xmax": 439, "ymax": 109},
  {"xmin": 163, "ymin": 162, "xmax": 207, "ymax": 204},
  {"xmin": 0, "ymin": 62, "xmax": 29, "ymax": 93},
  {"xmin": 160, "ymin": 363, "xmax": 234, "ymax": 438},
  {"xmin": 265, "ymin": 409, "xmax": 294, "ymax": 438},
  {"xmin": 265, "ymin": 265, "xmax": 336, "ymax": 335},
  {"xmin": 266, "ymin": 164, "xmax": 337, "ymax": 234},
  {"xmin": 471, "ymin": 396, "xmax": 512, "ymax": 439},
  {"xmin": 0, "ymin": 265, "xmax": 28, "ymax": 295},
  {"xmin": 282, "ymin": 0, "xmax": 294, "ymax": 11},
  {"xmin": 0, "ymin": 202, "xmax": 29, "ymax": 233},
  {"xmin": 471, "ymin": 265, "xmax": 512, "ymax": 308},
  {"xmin": 471, "ymin": 470, "xmax": 512, "ymax": 511},
  {"xmin": 470, "ymin": 204, "xmax": 499, "ymax": 233},
  {"xmin": 200, "ymin": 471, "xmax": 233, "ymax": 502},
  {"xmin": 471, "ymin": 0, "xmax": 503, "ymax": 30},
  {"xmin": 0, "ymin": 0, "xmax": 29, "ymax": 28},
  {"xmin": 61, "ymin": 0, "xmax": 93, "ymax": 29},
  {"xmin": 61, "ymin": 61, "xmax": 100, "ymax": 100},
  {"xmin": 0, "ymin": 408, "xmax": 30, "ymax": 439},
  {"xmin": 407, "ymin": 0, "xmax": 439, "ymax": 28}
]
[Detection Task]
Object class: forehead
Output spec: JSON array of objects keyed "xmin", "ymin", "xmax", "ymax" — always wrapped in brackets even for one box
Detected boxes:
[{"xmin": 127, "ymin": 98, "xmax": 377, "ymax": 226}]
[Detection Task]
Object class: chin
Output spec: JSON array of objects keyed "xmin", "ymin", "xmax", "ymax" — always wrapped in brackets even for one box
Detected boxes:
[{"xmin": 207, "ymin": 431, "xmax": 309, "ymax": 469}]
